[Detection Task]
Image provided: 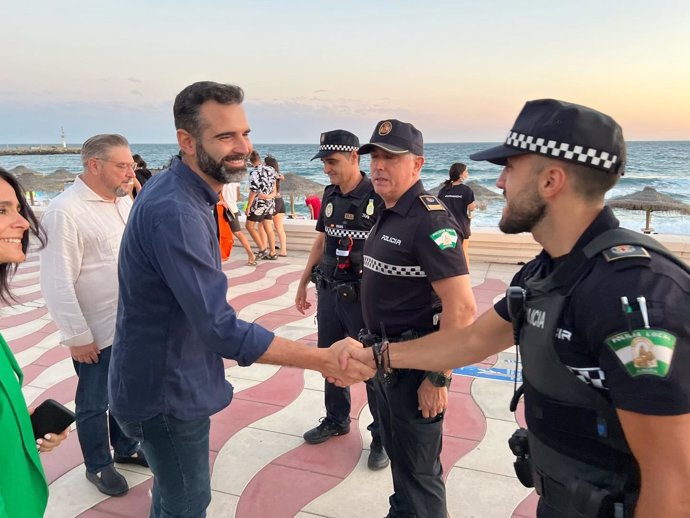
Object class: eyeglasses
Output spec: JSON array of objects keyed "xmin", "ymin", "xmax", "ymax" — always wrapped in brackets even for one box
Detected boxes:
[{"xmin": 95, "ymin": 158, "xmax": 136, "ymax": 171}]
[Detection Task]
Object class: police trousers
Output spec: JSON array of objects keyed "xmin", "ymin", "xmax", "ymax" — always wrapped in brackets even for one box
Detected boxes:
[
  {"xmin": 372, "ymin": 370, "xmax": 446, "ymax": 518},
  {"xmin": 316, "ymin": 283, "xmax": 381, "ymax": 439}
]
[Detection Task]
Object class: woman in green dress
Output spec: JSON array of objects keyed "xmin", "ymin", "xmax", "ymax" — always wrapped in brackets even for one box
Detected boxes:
[{"xmin": 0, "ymin": 167, "xmax": 70, "ymax": 518}]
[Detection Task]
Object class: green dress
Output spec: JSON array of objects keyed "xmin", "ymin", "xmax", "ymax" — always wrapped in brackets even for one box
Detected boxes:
[{"xmin": 0, "ymin": 334, "xmax": 48, "ymax": 518}]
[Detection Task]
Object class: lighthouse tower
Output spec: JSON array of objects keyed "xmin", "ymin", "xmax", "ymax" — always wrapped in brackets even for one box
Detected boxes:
[{"xmin": 61, "ymin": 127, "xmax": 67, "ymax": 148}]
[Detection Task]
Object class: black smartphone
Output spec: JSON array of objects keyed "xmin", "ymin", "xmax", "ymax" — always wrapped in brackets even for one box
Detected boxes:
[{"xmin": 30, "ymin": 399, "xmax": 75, "ymax": 440}]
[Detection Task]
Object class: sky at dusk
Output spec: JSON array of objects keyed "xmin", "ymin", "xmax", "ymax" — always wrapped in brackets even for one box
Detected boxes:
[{"xmin": 2, "ymin": 0, "xmax": 689, "ymax": 144}]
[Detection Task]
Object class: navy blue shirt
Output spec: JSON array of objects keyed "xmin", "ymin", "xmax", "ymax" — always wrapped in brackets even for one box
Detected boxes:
[
  {"xmin": 362, "ymin": 180, "xmax": 468, "ymax": 337},
  {"xmin": 109, "ymin": 157, "xmax": 275, "ymax": 421}
]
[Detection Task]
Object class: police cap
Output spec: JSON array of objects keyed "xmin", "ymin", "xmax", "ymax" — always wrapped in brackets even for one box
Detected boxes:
[
  {"xmin": 311, "ymin": 129, "xmax": 360, "ymax": 161},
  {"xmin": 470, "ymin": 99, "xmax": 625, "ymax": 174},
  {"xmin": 358, "ymin": 119, "xmax": 424, "ymax": 156}
]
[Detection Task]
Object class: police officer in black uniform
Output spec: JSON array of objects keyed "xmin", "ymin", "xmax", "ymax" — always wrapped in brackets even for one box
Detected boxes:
[
  {"xmin": 347, "ymin": 100, "xmax": 690, "ymax": 518},
  {"xmin": 358, "ymin": 120, "xmax": 477, "ymax": 518},
  {"xmin": 295, "ymin": 129, "xmax": 389, "ymax": 470}
]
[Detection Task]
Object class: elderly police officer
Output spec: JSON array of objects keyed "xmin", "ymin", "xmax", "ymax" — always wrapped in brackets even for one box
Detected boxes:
[
  {"xmin": 341, "ymin": 100, "xmax": 690, "ymax": 518},
  {"xmin": 358, "ymin": 120, "xmax": 477, "ymax": 517},
  {"xmin": 295, "ymin": 129, "xmax": 389, "ymax": 469}
]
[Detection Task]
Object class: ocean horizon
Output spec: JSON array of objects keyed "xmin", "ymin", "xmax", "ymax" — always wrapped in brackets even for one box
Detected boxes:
[{"xmin": 2, "ymin": 141, "xmax": 689, "ymax": 235}]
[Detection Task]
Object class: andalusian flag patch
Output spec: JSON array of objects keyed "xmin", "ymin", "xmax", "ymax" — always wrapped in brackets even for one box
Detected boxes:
[
  {"xmin": 429, "ymin": 228, "xmax": 458, "ymax": 250},
  {"xmin": 605, "ymin": 329, "xmax": 677, "ymax": 377}
]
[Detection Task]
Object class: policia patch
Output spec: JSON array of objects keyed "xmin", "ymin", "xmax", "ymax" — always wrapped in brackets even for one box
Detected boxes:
[{"xmin": 605, "ymin": 329, "xmax": 677, "ymax": 377}]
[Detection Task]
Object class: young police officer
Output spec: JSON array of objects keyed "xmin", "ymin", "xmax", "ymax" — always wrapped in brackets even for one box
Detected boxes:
[
  {"xmin": 295, "ymin": 129, "xmax": 389, "ymax": 469},
  {"xmin": 340, "ymin": 100, "xmax": 690, "ymax": 518},
  {"xmin": 358, "ymin": 120, "xmax": 477, "ymax": 517}
]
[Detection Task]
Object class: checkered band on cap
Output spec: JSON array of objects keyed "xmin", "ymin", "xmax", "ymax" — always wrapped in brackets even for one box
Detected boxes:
[
  {"xmin": 505, "ymin": 131, "xmax": 619, "ymax": 172},
  {"xmin": 363, "ymin": 256, "xmax": 427, "ymax": 277},
  {"xmin": 325, "ymin": 227, "xmax": 370, "ymax": 240},
  {"xmin": 319, "ymin": 144, "xmax": 359, "ymax": 152}
]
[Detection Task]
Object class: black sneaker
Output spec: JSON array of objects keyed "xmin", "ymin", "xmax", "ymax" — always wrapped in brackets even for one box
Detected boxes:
[
  {"xmin": 367, "ymin": 438, "xmax": 390, "ymax": 470},
  {"xmin": 303, "ymin": 417, "xmax": 350, "ymax": 444},
  {"xmin": 85, "ymin": 464, "xmax": 129, "ymax": 496}
]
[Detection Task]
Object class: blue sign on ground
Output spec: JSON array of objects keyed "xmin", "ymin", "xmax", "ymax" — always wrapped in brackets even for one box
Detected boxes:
[{"xmin": 453, "ymin": 365, "xmax": 522, "ymax": 383}]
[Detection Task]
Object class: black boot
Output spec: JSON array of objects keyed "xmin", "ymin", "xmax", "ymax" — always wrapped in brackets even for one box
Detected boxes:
[
  {"xmin": 367, "ymin": 437, "xmax": 389, "ymax": 470},
  {"xmin": 303, "ymin": 417, "xmax": 350, "ymax": 444}
]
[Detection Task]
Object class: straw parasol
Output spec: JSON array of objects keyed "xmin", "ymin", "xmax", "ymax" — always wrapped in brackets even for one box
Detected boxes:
[
  {"xmin": 278, "ymin": 173, "xmax": 327, "ymax": 217},
  {"xmin": 607, "ymin": 186, "xmax": 690, "ymax": 234},
  {"xmin": 466, "ymin": 181, "xmax": 503, "ymax": 201}
]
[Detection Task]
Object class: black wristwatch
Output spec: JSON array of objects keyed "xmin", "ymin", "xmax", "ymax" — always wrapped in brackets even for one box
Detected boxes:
[{"xmin": 425, "ymin": 372, "xmax": 452, "ymax": 388}]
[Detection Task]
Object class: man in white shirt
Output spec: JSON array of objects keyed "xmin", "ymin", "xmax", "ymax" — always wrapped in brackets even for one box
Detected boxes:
[
  {"xmin": 40, "ymin": 134, "xmax": 147, "ymax": 497},
  {"xmin": 221, "ymin": 182, "xmax": 256, "ymax": 265}
]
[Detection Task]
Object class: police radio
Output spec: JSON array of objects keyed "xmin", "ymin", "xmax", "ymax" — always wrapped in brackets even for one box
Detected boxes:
[
  {"xmin": 505, "ymin": 286, "xmax": 533, "ymax": 487},
  {"xmin": 506, "ymin": 287, "xmax": 526, "ymax": 346}
]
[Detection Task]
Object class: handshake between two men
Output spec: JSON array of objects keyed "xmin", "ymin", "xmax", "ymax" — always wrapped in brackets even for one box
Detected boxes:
[{"xmin": 323, "ymin": 337, "xmax": 377, "ymax": 388}]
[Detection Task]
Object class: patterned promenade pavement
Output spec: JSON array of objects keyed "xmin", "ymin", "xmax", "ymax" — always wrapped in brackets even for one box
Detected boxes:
[{"xmin": 4, "ymin": 249, "xmax": 540, "ymax": 518}]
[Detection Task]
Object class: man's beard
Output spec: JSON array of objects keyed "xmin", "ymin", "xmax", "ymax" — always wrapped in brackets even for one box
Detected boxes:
[
  {"xmin": 196, "ymin": 141, "xmax": 247, "ymax": 184},
  {"xmin": 114, "ymin": 181, "xmax": 133, "ymax": 197},
  {"xmin": 499, "ymin": 187, "xmax": 546, "ymax": 234}
]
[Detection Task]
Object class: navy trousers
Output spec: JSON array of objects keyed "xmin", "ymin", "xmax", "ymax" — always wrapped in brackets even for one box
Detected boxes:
[
  {"xmin": 316, "ymin": 285, "xmax": 381, "ymax": 440},
  {"xmin": 72, "ymin": 345, "xmax": 139, "ymax": 473}
]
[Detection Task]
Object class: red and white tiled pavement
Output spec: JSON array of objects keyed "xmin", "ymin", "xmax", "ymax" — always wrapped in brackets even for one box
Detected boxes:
[{"xmin": 5, "ymin": 250, "xmax": 540, "ymax": 518}]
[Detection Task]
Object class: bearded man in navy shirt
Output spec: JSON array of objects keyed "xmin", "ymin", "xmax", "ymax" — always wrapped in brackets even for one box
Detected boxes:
[{"xmin": 109, "ymin": 81, "xmax": 373, "ymax": 518}]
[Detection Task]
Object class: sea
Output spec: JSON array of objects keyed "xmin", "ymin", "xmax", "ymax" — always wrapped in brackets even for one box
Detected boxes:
[{"xmin": 1, "ymin": 141, "xmax": 689, "ymax": 235}]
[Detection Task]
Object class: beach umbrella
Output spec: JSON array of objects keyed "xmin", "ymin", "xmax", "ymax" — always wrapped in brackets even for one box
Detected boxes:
[
  {"xmin": 607, "ymin": 186, "xmax": 690, "ymax": 234},
  {"xmin": 279, "ymin": 173, "xmax": 327, "ymax": 217},
  {"xmin": 466, "ymin": 181, "xmax": 503, "ymax": 201}
]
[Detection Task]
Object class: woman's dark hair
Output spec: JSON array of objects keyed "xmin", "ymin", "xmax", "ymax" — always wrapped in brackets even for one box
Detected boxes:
[
  {"xmin": 0, "ymin": 167, "xmax": 47, "ymax": 304},
  {"xmin": 443, "ymin": 162, "xmax": 467, "ymax": 188},
  {"xmin": 132, "ymin": 154, "xmax": 147, "ymax": 170},
  {"xmin": 264, "ymin": 155, "xmax": 279, "ymax": 172},
  {"xmin": 264, "ymin": 155, "xmax": 281, "ymax": 192}
]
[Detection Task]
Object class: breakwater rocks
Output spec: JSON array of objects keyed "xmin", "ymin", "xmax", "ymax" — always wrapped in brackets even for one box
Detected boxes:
[
  {"xmin": 8, "ymin": 165, "xmax": 77, "ymax": 192},
  {"xmin": 0, "ymin": 146, "xmax": 81, "ymax": 156}
]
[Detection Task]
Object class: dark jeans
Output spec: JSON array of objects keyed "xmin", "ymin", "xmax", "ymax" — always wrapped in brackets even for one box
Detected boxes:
[
  {"xmin": 72, "ymin": 345, "xmax": 138, "ymax": 473},
  {"xmin": 116, "ymin": 414, "xmax": 211, "ymax": 518},
  {"xmin": 373, "ymin": 371, "xmax": 446, "ymax": 518},
  {"xmin": 316, "ymin": 285, "xmax": 380, "ymax": 439}
]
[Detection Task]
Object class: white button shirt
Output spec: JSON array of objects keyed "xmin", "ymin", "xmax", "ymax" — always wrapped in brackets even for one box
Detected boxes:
[
  {"xmin": 40, "ymin": 176, "xmax": 132, "ymax": 350},
  {"xmin": 221, "ymin": 182, "xmax": 240, "ymax": 214}
]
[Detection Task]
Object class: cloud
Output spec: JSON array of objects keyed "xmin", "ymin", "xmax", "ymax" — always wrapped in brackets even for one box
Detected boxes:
[{"xmin": 128, "ymin": 77, "xmax": 143, "ymax": 84}]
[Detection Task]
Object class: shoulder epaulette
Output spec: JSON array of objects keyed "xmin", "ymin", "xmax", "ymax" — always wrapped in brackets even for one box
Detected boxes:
[
  {"xmin": 601, "ymin": 244, "xmax": 651, "ymax": 262},
  {"xmin": 418, "ymin": 195, "xmax": 446, "ymax": 212}
]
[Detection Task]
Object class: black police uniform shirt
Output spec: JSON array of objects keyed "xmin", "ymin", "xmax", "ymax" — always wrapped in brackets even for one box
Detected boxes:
[
  {"xmin": 362, "ymin": 180, "xmax": 469, "ymax": 338},
  {"xmin": 437, "ymin": 182, "xmax": 475, "ymax": 239},
  {"xmin": 495, "ymin": 207, "xmax": 690, "ymax": 416},
  {"xmin": 315, "ymin": 172, "xmax": 382, "ymax": 282}
]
